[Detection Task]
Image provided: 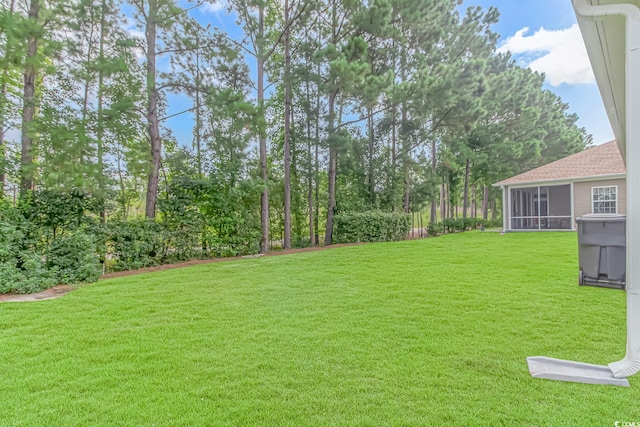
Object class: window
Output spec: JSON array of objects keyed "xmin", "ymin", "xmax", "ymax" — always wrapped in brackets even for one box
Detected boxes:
[{"xmin": 592, "ymin": 186, "xmax": 617, "ymax": 214}]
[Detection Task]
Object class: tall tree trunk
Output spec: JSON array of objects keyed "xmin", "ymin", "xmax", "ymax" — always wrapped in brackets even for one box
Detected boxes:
[
  {"xmin": 80, "ymin": 5, "xmax": 95, "ymax": 174},
  {"xmin": 0, "ymin": 0, "xmax": 15, "ymax": 198},
  {"xmin": 445, "ymin": 179, "xmax": 449, "ymax": 219},
  {"xmin": 482, "ymin": 185, "xmax": 489, "ymax": 220},
  {"xmin": 324, "ymin": 90, "xmax": 337, "ymax": 245},
  {"xmin": 314, "ymin": 122, "xmax": 319, "ymax": 245},
  {"xmin": 391, "ymin": 108, "xmax": 396, "ymax": 212},
  {"xmin": 291, "ymin": 106, "xmax": 299, "ymax": 242},
  {"xmin": 462, "ymin": 158, "xmax": 470, "ymax": 219},
  {"xmin": 117, "ymin": 148, "xmax": 128, "ymax": 220},
  {"xmin": 368, "ymin": 109, "xmax": 374, "ymax": 207},
  {"xmin": 305, "ymin": 80, "xmax": 314, "ymax": 246},
  {"xmin": 283, "ymin": 0, "xmax": 292, "ymax": 249},
  {"xmin": 80, "ymin": 8, "xmax": 94, "ymax": 171},
  {"xmin": 97, "ymin": 0, "xmax": 107, "ymax": 223},
  {"xmin": 440, "ymin": 178, "xmax": 445, "ymax": 222},
  {"xmin": 313, "ymin": 39, "xmax": 320, "ymax": 245},
  {"xmin": 446, "ymin": 180, "xmax": 450, "ymax": 218},
  {"xmin": 403, "ymin": 157, "xmax": 410, "ymax": 213},
  {"xmin": 401, "ymin": 52, "xmax": 410, "ymax": 214},
  {"xmin": 145, "ymin": 0, "xmax": 162, "ymax": 219},
  {"xmin": 471, "ymin": 185, "xmax": 476, "ymax": 218},
  {"xmin": 195, "ymin": 32, "xmax": 202, "ymax": 178},
  {"xmin": 324, "ymin": 4, "xmax": 339, "ymax": 246},
  {"xmin": 20, "ymin": 0, "xmax": 39, "ymax": 197},
  {"xmin": 491, "ymin": 193, "xmax": 497, "ymax": 220},
  {"xmin": 258, "ymin": 5, "xmax": 269, "ymax": 252},
  {"xmin": 314, "ymin": 76, "xmax": 320, "ymax": 245},
  {"xmin": 430, "ymin": 138, "xmax": 437, "ymax": 223}
]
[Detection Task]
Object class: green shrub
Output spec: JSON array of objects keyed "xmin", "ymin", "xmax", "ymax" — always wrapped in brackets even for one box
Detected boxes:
[
  {"xmin": 162, "ymin": 227, "xmax": 202, "ymax": 262},
  {"xmin": 333, "ymin": 211, "xmax": 411, "ymax": 244},
  {"xmin": 0, "ymin": 255, "xmax": 57, "ymax": 294},
  {"xmin": 439, "ymin": 217, "xmax": 481, "ymax": 234},
  {"xmin": 107, "ymin": 220, "xmax": 164, "ymax": 272},
  {"xmin": 464, "ymin": 218, "xmax": 477, "ymax": 230},
  {"xmin": 442, "ymin": 218, "xmax": 455, "ymax": 233},
  {"xmin": 46, "ymin": 232, "xmax": 102, "ymax": 284},
  {"xmin": 0, "ymin": 218, "xmax": 58, "ymax": 293},
  {"xmin": 427, "ymin": 222, "xmax": 444, "ymax": 236}
]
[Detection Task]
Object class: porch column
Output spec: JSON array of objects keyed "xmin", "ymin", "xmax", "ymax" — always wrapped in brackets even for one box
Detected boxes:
[
  {"xmin": 502, "ymin": 186, "xmax": 507, "ymax": 231},
  {"xmin": 538, "ymin": 186, "xmax": 541, "ymax": 230},
  {"xmin": 508, "ymin": 187, "xmax": 512, "ymax": 231},
  {"xmin": 570, "ymin": 182, "xmax": 575, "ymax": 230}
]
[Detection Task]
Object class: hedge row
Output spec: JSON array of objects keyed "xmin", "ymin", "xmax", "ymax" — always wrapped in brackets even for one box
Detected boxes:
[
  {"xmin": 427, "ymin": 217, "xmax": 503, "ymax": 236},
  {"xmin": 0, "ymin": 188, "xmax": 261, "ymax": 294},
  {"xmin": 333, "ymin": 211, "xmax": 411, "ymax": 244}
]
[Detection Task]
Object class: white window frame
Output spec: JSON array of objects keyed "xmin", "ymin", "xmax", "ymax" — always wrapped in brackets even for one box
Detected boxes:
[{"xmin": 591, "ymin": 185, "xmax": 618, "ymax": 214}]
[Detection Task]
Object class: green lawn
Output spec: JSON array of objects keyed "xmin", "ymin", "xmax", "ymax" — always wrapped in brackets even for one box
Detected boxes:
[{"xmin": 0, "ymin": 232, "xmax": 636, "ymax": 425}]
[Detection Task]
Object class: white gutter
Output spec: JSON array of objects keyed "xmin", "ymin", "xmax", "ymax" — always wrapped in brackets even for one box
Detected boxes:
[
  {"xmin": 492, "ymin": 173, "xmax": 627, "ymax": 189},
  {"xmin": 574, "ymin": 0, "xmax": 640, "ymax": 380}
]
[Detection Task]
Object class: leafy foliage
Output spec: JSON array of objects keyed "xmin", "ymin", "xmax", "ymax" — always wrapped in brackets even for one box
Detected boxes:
[
  {"xmin": 427, "ymin": 217, "xmax": 502, "ymax": 236},
  {"xmin": 106, "ymin": 220, "xmax": 164, "ymax": 272},
  {"xmin": 333, "ymin": 211, "xmax": 410, "ymax": 243},
  {"xmin": 0, "ymin": 184, "xmax": 263, "ymax": 292},
  {"xmin": 0, "ymin": 0, "xmax": 593, "ymax": 291},
  {"xmin": 46, "ymin": 232, "xmax": 102, "ymax": 284}
]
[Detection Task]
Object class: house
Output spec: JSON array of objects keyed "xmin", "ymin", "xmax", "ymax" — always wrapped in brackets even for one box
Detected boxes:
[
  {"xmin": 494, "ymin": 140, "xmax": 626, "ymax": 231},
  {"xmin": 523, "ymin": 0, "xmax": 640, "ymax": 384}
]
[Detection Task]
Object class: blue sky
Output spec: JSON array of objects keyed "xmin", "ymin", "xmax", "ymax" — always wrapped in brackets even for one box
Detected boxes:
[
  {"xmin": 470, "ymin": 0, "xmax": 612, "ymax": 145},
  {"xmin": 166, "ymin": 0, "xmax": 613, "ymax": 147}
]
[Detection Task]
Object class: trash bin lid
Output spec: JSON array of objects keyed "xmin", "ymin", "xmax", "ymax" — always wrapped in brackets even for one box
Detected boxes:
[{"xmin": 577, "ymin": 214, "xmax": 626, "ymax": 223}]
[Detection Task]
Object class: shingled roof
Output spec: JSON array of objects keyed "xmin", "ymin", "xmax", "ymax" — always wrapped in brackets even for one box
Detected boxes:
[{"xmin": 495, "ymin": 140, "xmax": 626, "ymax": 186}]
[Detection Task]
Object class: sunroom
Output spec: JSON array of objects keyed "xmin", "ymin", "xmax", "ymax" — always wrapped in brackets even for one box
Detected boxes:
[
  {"xmin": 509, "ymin": 184, "xmax": 572, "ymax": 230},
  {"xmin": 494, "ymin": 141, "xmax": 626, "ymax": 232}
]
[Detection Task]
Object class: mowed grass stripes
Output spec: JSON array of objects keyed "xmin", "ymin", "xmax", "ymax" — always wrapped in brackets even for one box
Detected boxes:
[{"xmin": 0, "ymin": 232, "xmax": 636, "ymax": 426}]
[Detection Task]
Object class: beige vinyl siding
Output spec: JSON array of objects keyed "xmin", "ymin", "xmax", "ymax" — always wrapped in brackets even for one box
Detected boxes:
[{"xmin": 573, "ymin": 178, "xmax": 626, "ymax": 218}]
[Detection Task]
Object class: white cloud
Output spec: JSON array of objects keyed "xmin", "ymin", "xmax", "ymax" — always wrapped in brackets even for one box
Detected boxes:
[
  {"xmin": 497, "ymin": 24, "xmax": 595, "ymax": 87},
  {"xmin": 120, "ymin": 16, "xmax": 145, "ymax": 40},
  {"xmin": 201, "ymin": 1, "xmax": 228, "ymax": 15}
]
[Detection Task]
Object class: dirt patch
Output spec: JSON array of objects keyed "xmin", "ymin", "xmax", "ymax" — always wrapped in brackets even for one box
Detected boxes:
[{"xmin": 0, "ymin": 285, "xmax": 74, "ymax": 303}]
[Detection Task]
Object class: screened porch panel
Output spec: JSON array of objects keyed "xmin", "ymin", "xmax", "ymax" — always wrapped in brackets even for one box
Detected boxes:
[{"xmin": 510, "ymin": 185, "xmax": 572, "ymax": 230}]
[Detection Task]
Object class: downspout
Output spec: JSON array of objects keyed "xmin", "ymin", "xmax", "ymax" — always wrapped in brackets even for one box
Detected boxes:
[{"xmin": 574, "ymin": 0, "xmax": 640, "ymax": 379}]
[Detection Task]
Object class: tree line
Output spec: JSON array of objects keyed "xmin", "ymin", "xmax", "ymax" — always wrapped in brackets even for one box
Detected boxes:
[{"xmin": 0, "ymin": 0, "xmax": 590, "ymax": 252}]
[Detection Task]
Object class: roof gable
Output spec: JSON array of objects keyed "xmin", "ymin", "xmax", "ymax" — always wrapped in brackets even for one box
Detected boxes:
[{"xmin": 495, "ymin": 140, "xmax": 625, "ymax": 186}]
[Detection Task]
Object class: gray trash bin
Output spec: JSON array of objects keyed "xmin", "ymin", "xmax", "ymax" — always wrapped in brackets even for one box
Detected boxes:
[{"xmin": 576, "ymin": 214, "xmax": 626, "ymax": 290}]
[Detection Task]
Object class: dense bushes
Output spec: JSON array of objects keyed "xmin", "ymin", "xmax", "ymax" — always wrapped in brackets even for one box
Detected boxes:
[
  {"xmin": 0, "ymin": 186, "xmax": 263, "ymax": 293},
  {"xmin": 0, "ymin": 216, "xmax": 57, "ymax": 294},
  {"xmin": 106, "ymin": 220, "xmax": 164, "ymax": 272},
  {"xmin": 333, "ymin": 211, "xmax": 411, "ymax": 243},
  {"xmin": 46, "ymin": 232, "xmax": 102, "ymax": 284},
  {"xmin": 0, "ymin": 193, "xmax": 102, "ymax": 293},
  {"xmin": 0, "ymin": 184, "xmax": 500, "ymax": 293},
  {"xmin": 427, "ymin": 217, "xmax": 503, "ymax": 236}
]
